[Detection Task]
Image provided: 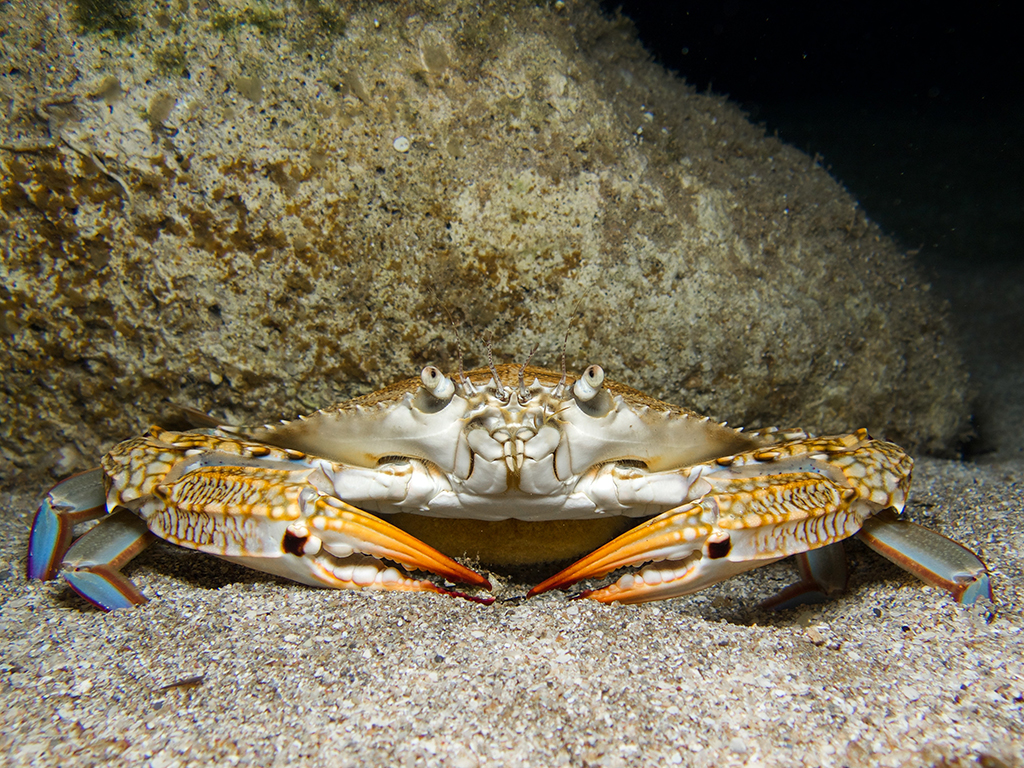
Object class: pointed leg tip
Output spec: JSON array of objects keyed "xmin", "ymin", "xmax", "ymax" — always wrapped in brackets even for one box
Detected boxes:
[
  {"xmin": 527, "ymin": 569, "xmax": 583, "ymax": 597},
  {"xmin": 64, "ymin": 567, "xmax": 149, "ymax": 612},
  {"xmin": 459, "ymin": 571, "xmax": 492, "ymax": 591},
  {"xmin": 26, "ymin": 544, "xmax": 56, "ymax": 582},
  {"xmin": 578, "ymin": 586, "xmax": 648, "ymax": 604},
  {"xmin": 758, "ymin": 587, "xmax": 830, "ymax": 612},
  {"xmin": 438, "ymin": 587, "xmax": 496, "ymax": 605},
  {"xmin": 420, "ymin": 561, "xmax": 491, "ymax": 591},
  {"xmin": 525, "ymin": 583, "xmax": 596, "ymax": 602},
  {"xmin": 957, "ymin": 573, "xmax": 993, "ymax": 605},
  {"xmin": 27, "ymin": 500, "xmax": 68, "ymax": 582},
  {"xmin": 857, "ymin": 517, "xmax": 994, "ymax": 606}
]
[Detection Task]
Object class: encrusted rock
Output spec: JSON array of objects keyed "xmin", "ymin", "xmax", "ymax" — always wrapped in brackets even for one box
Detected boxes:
[{"xmin": 0, "ymin": 0, "xmax": 968, "ymax": 479}]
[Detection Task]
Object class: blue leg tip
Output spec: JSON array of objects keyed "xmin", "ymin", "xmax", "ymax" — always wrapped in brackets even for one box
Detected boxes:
[
  {"xmin": 27, "ymin": 500, "xmax": 64, "ymax": 581},
  {"xmin": 959, "ymin": 572, "xmax": 993, "ymax": 605},
  {"xmin": 64, "ymin": 569, "xmax": 146, "ymax": 612}
]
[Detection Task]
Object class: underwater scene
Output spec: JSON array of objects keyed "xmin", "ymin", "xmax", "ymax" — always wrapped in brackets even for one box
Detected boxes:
[{"xmin": 0, "ymin": 2, "xmax": 1020, "ymax": 766}]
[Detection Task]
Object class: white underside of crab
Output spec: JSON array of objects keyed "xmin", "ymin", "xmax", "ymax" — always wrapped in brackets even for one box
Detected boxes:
[{"xmin": 28, "ymin": 363, "xmax": 992, "ymax": 610}]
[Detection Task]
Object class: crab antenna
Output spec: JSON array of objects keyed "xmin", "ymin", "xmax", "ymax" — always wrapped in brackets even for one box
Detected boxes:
[
  {"xmin": 440, "ymin": 305, "xmax": 473, "ymax": 392},
  {"xmin": 518, "ymin": 344, "xmax": 539, "ymax": 399},
  {"xmin": 485, "ymin": 334, "xmax": 506, "ymax": 399},
  {"xmin": 455, "ymin": 338, "xmax": 472, "ymax": 392},
  {"xmin": 556, "ymin": 299, "xmax": 584, "ymax": 396}
]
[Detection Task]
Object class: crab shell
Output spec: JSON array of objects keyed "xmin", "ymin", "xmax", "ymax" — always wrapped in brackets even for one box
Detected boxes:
[
  {"xmin": 27, "ymin": 364, "xmax": 992, "ymax": 610},
  {"xmin": 234, "ymin": 364, "xmax": 763, "ymax": 568}
]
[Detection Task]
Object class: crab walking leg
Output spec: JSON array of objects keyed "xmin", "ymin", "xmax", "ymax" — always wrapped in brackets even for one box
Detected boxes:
[
  {"xmin": 857, "ymin": 509, "xmax": 992, "ymax": 604},
  {"xmin": 757, "ymin": 544, "xmax": 850, "ymax": 611},
  {"xmin": 27, "ymin": 467, "xmax": 108, "ymax": 581},
  {"xmin": 60, "ymin": 508, "xmax": 155, "ymax": 611},
  {"xmin": 141, "ymin": 464, "xmax": 491, "ymax": 596}
]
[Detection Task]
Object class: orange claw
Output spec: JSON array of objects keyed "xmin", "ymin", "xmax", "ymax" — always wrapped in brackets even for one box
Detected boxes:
[
  {"xmin": 529, "ymin": 505, "xmax": 712, "ymax": 598},
  {"xmin": 310, "ymin": 496, "xmax": 492, "ymax": 590}
]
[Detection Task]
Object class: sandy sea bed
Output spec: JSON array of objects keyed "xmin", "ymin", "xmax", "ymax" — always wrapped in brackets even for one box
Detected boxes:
[{"xmin": 0, "ymin": 454, "xmax": 1021, "ymax": 767}]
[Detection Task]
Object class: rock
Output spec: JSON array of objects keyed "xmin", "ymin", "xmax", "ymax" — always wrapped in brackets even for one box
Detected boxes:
[{"xmin": 0, "ymin": 0, "xmax": 968, "ymax": 479}]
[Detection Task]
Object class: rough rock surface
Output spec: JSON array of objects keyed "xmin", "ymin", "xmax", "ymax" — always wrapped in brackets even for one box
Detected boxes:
[{"xmin": 0, "ymin": 0, "xmax": 967, "ymax": 481}]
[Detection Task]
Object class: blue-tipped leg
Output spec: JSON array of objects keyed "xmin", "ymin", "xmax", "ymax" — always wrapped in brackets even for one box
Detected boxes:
[
  {"xmin": 761, "ymin": 510, "xmax": 993, "ymax": 610},
  {"xmin": 65, "ymin": 567, "xmax": 147, "ymax": 612},
  {"xmin": 29, "ymin": 470, "xmax": 156, "ymax": 610},
  {"xmin": 858, "ymin": 509, "xmax": 993, "ymax": 604},
  {"xmin": 760, "ymin": 542, "xmax": 850, "ymax": 611},
  {"xmin": 60, "ymin": 508, "xmax": 154, "ymax": 610},
  {"xmin": 27, "ymin": 468, "xmax": 107, "ymax": 581}
]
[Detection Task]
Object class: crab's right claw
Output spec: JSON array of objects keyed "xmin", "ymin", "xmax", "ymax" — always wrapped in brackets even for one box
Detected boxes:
[
  {"xmin": 142, "ymin": 463, "xmax": 495, "ymax": 604},
  {"xmin": 856, "ymin": 510, "xmax": 993, "ymax": 604},
  {"xmin": 302, "ymin": 495, "xmax": 495, "ymax": 602},
  {"xmin": 27, "ymin": 468, "xmax": 108, "ymax": 581}
]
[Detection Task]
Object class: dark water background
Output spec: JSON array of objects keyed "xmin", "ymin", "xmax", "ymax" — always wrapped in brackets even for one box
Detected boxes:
[{"xmin": 602, "ymin": 1, "xmax": 1024, "ymax": 458}]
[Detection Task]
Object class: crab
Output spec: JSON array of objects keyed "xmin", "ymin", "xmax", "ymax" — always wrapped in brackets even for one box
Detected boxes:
[{"xmin": 27, "ymin": 363, "xmax": 992, "ymax": 611}]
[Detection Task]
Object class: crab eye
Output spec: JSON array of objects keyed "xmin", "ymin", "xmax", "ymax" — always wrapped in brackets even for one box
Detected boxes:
[
  {"xmin": 414, "ymin": 366, "xmax": 456, "ymax": 414},
  {"xmin": 420, "ymin": 366, "xmax": 455, "ymax": 401},
  {"xmin": 572, "ymin": 365, "xmax": 605, "ymax": 402}
]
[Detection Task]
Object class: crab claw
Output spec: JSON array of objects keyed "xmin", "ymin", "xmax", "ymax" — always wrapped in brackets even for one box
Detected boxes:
[
  {"xmin": 300, "ymin": 495, "xmax": 493, "ymax": 595},
  {"xmin": 529, "ymin": 499, "xmax": 782, "ymax": 604},
  {"xmin": 143, "ymin": 464, "xmax": 492, "ymax": 602},
  {"xmin": 530, "ymin": 464, "xmax": 878, "ymax": 604},
  {"xmin": 532, "ymin": 433, "xmax": 932, "ymax": 606}
]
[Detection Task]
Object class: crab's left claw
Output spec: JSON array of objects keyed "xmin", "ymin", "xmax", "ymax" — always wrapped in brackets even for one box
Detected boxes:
[
  {"xmin": 532, "ymin": 503, "xmax": 993, "ymax": 609},
  {"xmin": 530, "ymin": 443, "xmax": 882, "ymax": 604},
  {"xmin": 532, "ymin": 433, "xmax": 973, "ymax": 606},
  {"xmin": 529, "ymin": 494, "xmax": 791, "ymax": 603}
]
